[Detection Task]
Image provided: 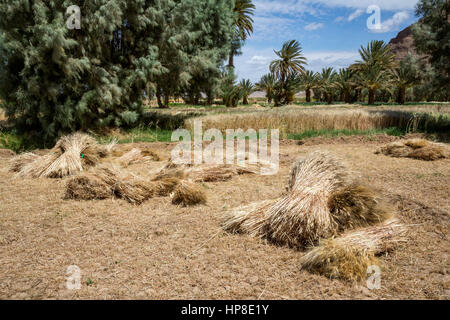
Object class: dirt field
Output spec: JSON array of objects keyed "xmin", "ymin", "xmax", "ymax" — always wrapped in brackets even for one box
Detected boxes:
[{"xmin": 0, "ymin": 136, "xmax": 449, "ymax": 300}]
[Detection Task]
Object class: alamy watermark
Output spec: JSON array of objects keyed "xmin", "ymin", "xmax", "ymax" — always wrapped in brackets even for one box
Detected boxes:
[
  {"xmin": 171, "ymin": 120, "xmax": 280, "ymax": 176},
  {"xmin": 366, "ymin": 265, "xmax": 382, "ymax": 290},
  {"xmin": 366, "ymin": 5, "xmax": 382, "ymax": 31},
  {"xmin": 66, "ymin": 265, "xmax": 81, "ymax": 290},
  {"xmin": 66, "ymin": 5, "xmax": 81, "ymax": 30}
]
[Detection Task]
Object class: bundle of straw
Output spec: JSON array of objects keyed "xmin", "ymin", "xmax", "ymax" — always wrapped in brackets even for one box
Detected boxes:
[
  {"xmin": 116, "ymin": 148, "xmax": 144, "ymax": 167},
  {"xmin": 223, "ymin": 152, "xmax": 392, "ymax": 248},
  {"xmin": 376, "ymin": 139, "xmax": 449, "ymax": 161},
  {"xmin": 171, "ymin": 181, "xmax": 206, "ymax": 207},
  {"xmin": 300, "ymin": 218, "xmax": 407, "ymax": 282},
  {"xmin": 65, "ymin": 165, "xmax": 180, "ymax": 205},
  {"xmin": 11, "ymin": 133, "xmax": 114, "ymax": 178},
  {"xmin": 153, "ymin": 160, "xmax": 259, "ymax": 183},
  {"xmin": 8, "ymin": 153, "xmax": 39, "ymax": 172}
]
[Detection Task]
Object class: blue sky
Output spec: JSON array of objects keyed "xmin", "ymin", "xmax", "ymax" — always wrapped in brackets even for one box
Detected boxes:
[{"xmin": 235, "ymin": 0, "xmax": 420, "ymax": 82}]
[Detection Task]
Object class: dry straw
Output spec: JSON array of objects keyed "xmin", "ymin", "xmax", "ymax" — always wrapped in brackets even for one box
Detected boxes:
[
  {"xmin": 300, "ymin": 218, "xmax": 407, "ymax": 282},
  {"xmin": 223, "ymin": 152, "xmax": 392, "ymax": 248},
  {"xmin": 171, "ymin": 181, "xmax": 207, "ymax": 207},
  {"xmin": 376, "ymin": 139, "xmax": 449, "ymax": 161},
  {"xmin": 153, "ymin": 159, "xmax": 259, "ymax": 183},
  {"xmin": 10, "ymin": 133, "xmax": 114, "ymax": 178},
  {"xmin": 65, "ymin": 165, "xmax": 180, "ymax": 205}
]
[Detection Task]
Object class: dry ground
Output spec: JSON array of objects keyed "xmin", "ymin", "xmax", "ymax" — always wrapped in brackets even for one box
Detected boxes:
[{"xmin": 0, "ymin": 137, "xmax": 449, "ymax": 300}]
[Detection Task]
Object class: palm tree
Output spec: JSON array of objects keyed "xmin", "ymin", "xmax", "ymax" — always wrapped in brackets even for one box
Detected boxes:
[
  {"xmin": 335, "ymin": 68, "xmax": 355, "ymax": 104},
  {"xmin": 351, "ymin": 40, "xmax": 395, "ymax": 105},
  {"xmin": 270, "ymin": 40, "xmax": 307, "ymax": 84},
  {"xmin": 392, "ymin": 56, "xmax": 421, "ymax": 104},
  {"xmin": 355, "ymin": 64, "xmax": 392, "ymax": 105},
  {"xmin": 352, "ymin": 40, "xmax": 396, "ymax": 72},
  {"xmin": 220, "ymin": 69, "xmax": 243, "ymax": 108},
  {"xmin": 257, "ymin": 73, "xmax": 276, "ymax": 104},
  {"xmin": 301, "ymin": 70, "xmax": 319, "ymax": 103},
  {"xmin": 270, "ymin": 40, "xmax": 307, "ymax": 105},
  {"xmin": 318, "ymin": 67, "xmax": 337, "ymax": 105},
  {"xmin": 229, "ymin": 0, "xmax": 255, "ymax": 68},
  {"xmin": 239, "ymin": 79, "xmax": 255, "ymax": 105}
]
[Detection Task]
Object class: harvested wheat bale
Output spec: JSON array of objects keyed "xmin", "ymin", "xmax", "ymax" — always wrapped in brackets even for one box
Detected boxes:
[
  {"xmin": 171, "ymin": 181, "xmax": 206, "ymax": 207},
  {"xmin": 223, "ymin": 152, "xmax": 392, "ymax": 248},
  {"xmin": 222, "ymin": 200, "xmax": 276, "ymax": 237},
  {"xmin": 116, "ymin": 148, "xmax": 144, "ymax": 166},
  {"xmin": 153, "ymin": 160, "xmax": 260, "ymax": 183},
  {"xmin": 11, "ymin": 133, "xmax": 114, "ymax": 178},
  {"xmin": 65, "ymin": 165, "xmax": 180, "ymax": 204},
  {"xmin": 8, "ymin": 152, "xmax": 39, "ymax": 172},
  {"xmin": 300, "ymin": 218, "xmax": 406, "ymax": 282},
  {"xmin": 112, "ymin": 146, "xmax": 161, "ymax": 162},
  {"xmin": 152, "ymin": 178, "xmax": 180, "ymax": 197},
  {"xmin": 187, "ymin": 164, "xmax": 259, "ymax": 183},
  {"xmin": 376, "ymin": 139, "xmax": 449, "ymax": 161},
  {"xmin": 114, "ymin": 176, "xmax": 155, "ymax": 205},
  {"xmin": 328, "ymin": 184, "xmax": 392, "ymax": 233},
  {"xmin": 65, "ymin": 174, "xmax": 115, "ymax": 200}
]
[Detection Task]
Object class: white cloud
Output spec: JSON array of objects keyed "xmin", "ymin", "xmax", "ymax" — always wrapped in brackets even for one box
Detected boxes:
[
  {"xmin": 251, "ymin": 15, "xmax": 299, "ymax": 40},
  {"xmin": 307, "ymin": 0, "xmax": 417, "ymax": 11},
  {"xmin": 305, "ymin": 51, "xmax": 360, "ymax": 72},
  {"xmin": 370, "ymin": 11, "xmax": 411, "ymax": 33},
  {"xmin": 254, "ymin": 0, "xmax": 317, "ymax": 17},
  {"xmin": 304, "ymin": 22, "xmax": 324, "ymax": 31},
  {"xmin": 348, "ymin": 9, "xmax": 364, "ymax": 22},
  {"xmin": 235, "ymin": 47, "xmax": 359, "ymax": 82},
  {"xmin": 334, "ymin": 16, "xmax": 344, "ymax": 22},
  {"xmin": 253, "ymin": 0, "xmax": 419, "ymax": 16}
]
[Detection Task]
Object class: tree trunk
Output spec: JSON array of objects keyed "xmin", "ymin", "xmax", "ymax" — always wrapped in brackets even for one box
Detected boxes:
[
  {"xmin": 368, "ymin": 89, "xmax": 375, "ymax": 105},
  {"xmin": 306, "ymin": 89, "xmax": 311, "ymax": 103},
  {"xmin": 193, "ymin": 94, "xmax": 200, "ymax": 105},
  {"xmin": 327, "ymin": 91, "xmax": 333, "ymax": 105},
  {"xmin": 228, "ymin": 49, "xmax": 234, "ymax": 68},
  {"xmin": 156, "ymin": 88, "xmax": 164, "ymax": 109},
  {"xmin": 344, "ymin": 91, "xmax": 351, "ymax": 104},
  {"xmin": 243, "ymin": 96, "xmax": 249, "ymax": 105},
  {"xmin": 207, "ymin": 94, "xmax": 213, "ymax": 105},
  {"xmin": 356, "ymin": 89, "xmax": 361, "ymax": 102},
  {"xmin": 397, "ymin": 87, "xmax": 406, "ymax": 105},
  {"xmin": 340, "ymin": 92, "xmax": 344, "ymax": 102},
  {"xmin": 163, "ymin": 93, "xmax": 170, "ymax": 108}
]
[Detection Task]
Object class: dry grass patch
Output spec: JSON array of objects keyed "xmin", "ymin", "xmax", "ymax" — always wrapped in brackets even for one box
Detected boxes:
[
  {"xmin": 376, "ymin": 139, "xmax": 449, "ymax": 161},
  {"xmin": 300, "ymin": 218, "xmax": 407, "ymax": 282}
]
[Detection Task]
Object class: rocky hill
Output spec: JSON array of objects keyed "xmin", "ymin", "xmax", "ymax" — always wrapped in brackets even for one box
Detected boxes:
[{"xmin": 388, "ymin": 25, "xmax": 417, "ymax": 61}]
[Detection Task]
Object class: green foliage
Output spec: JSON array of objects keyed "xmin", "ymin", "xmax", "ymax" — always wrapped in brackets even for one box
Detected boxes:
[
  {"xmin": 220, "ymin": 69, "xmax": 243, "ymax": 108},
  {"xmin": 0, "ymin": 1, "xmax": 235, "ymax": 141},
  {"xmin": 351, "ymin": 40, "xmax": 395, "ymax": 105},
  {"xmin": 270, "ymin": 40, "xmax": 307, "ymax": 106},
  {"xmin": 335, "ymin": 69, "xmax": 355, "ymax": 103},
  {"xmin": 413, "ymin": 0, "xmax": 450, "ymax": 101},
  {"xmin": 301, "ymin": 70, "xmax": 319, "ymax": 103},
  {"xmin": 392, "ymin": 55, "xmax": 422, "ymax": 104},
  {"xmin": 317, "ymin": 68, "xmax": 338, "ymax": 105},
  {"xmin": 256, "ymin": 73, "xmax": 276, "ymax": 104},
  {"xmin": 229, "ymin": 0, "xmax": 255, "ymax": 68},
  {"xmin": 287, "ymin": 127, "xmax": 405, "ymax": 141},
  {"xmin": 239, "ymin": 79, "xmax": 255, "ymax": 105}
]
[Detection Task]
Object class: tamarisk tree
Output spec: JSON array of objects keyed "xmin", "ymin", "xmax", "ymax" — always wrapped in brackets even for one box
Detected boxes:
[{"xmin": 0, "ymin": 0, "xmax": 234, "ymax": 141}]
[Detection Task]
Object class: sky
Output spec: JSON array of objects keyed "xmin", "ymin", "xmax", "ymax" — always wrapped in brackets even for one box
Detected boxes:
[{"xmin": 235, "ymin": 0, "xmax": 420, "ymax": 82}]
